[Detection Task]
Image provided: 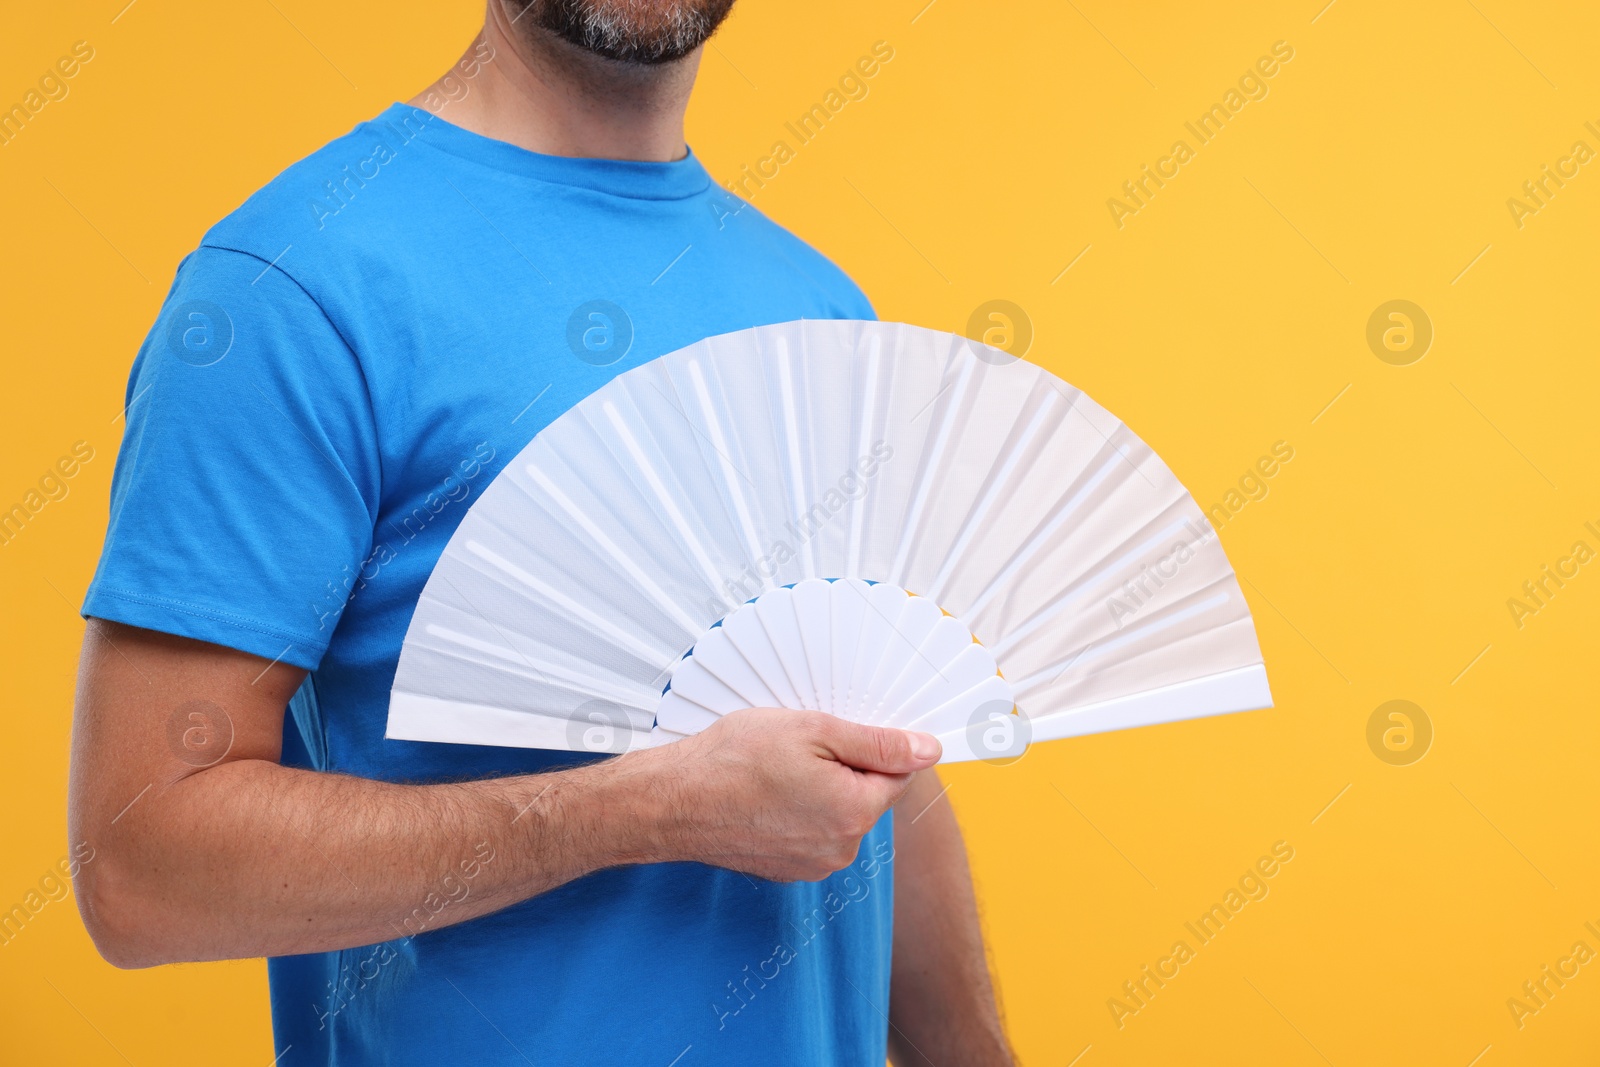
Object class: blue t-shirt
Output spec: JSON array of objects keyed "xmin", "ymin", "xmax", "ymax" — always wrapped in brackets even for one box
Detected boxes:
[{"xmin": 84, "ymin": 103, "xmax": 894, "ymax": 1066}]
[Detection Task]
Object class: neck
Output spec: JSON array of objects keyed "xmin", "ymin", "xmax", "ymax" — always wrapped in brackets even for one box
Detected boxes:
[{"xmin": 408, "ymin": 3, "xmax": 700, "ymax": 163}]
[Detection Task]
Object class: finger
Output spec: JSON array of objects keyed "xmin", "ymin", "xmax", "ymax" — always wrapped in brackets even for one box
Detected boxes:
[
  {"xmin": 855, "ymin": 769, "xmax": 918, "ymax": 814},
  {"xmin": 821, "ymin": 719, "xmax": 941, "ymax": 774}
]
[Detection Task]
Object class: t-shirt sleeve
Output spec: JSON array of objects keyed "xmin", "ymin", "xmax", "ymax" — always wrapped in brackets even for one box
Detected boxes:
[{"xmin": 83, "ymin": 246, "xmax": 380, "ymax": 671}]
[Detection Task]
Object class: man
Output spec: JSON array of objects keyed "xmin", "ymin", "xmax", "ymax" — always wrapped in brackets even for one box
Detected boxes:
[{"xmin": 70, "ymin": 2, "xmax": 1015, "ymax": 1063}]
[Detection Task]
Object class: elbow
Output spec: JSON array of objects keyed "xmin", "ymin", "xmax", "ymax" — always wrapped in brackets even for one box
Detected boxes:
[{"xmin": 75, "ymin": 854, "xmax": 179, "ymax": 970}]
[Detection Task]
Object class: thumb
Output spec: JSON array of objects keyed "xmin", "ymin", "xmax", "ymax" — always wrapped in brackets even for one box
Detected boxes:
[{"xmin": 820, "ymin": 719, "xmax": 942, "ymax": 773}]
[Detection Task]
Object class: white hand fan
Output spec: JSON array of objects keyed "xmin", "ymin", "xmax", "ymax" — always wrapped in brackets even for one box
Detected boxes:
[{"xmin": 386, "ymin": 321, "xmax": 1270, "ymax": 763}]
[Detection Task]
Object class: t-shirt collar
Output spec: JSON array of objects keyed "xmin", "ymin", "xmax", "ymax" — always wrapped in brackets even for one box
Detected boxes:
[{"xmin": 376, "ymin": 102, "xmax": 713, "ymax": 201}]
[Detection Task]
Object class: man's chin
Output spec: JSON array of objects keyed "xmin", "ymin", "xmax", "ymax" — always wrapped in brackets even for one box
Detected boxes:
[{"xmin": 518, "ymin": 0, "xmax": 738, "ymax": 66}]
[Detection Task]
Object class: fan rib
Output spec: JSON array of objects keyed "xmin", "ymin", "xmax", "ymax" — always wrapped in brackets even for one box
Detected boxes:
[
  {"xmin": 602, "ymin": 399, "xmax": 725, "ymax": 593},
  {"xmin": 1008, "ymin": 588, "xmax": 1232, "ymax": 695},
  {"xmin": 829, "ymin": 579, "xmax": 870, "ymax": 716},
  {"xmin": 793, "ymin": 579, "xmax": 835, "ymax": 713},
  {"xmin": 757, "ymin": 588, "xmax": 818, "ymax": 709},
  {"xmin": 845, "ymin": 582, "xmax": 909, "ymax": 719},
  {"xmin": 901, "ymin": 674, "xmax": 1014, "ymax": 735},
  {"xmin": 889, "ymin": 641, "xmax": 997, "ymax": 726},
  {"xmin": 987, "ymin": 512, "xmax": 1198, "ymax": 658},
  {"xmin": 684, "ymin": 357, "xmax": 767, "ymax": 567},
  {"xmin": 924, "ymin": 384, "xmax": 1063, "ymax": 603},
  {"xmin": 389, "ymin": 692, "xmax": 654, "ymax": 750},
  {"xmin": 723, "ymin": 603, "xmax": 800, "ymax": 708},
  {"xmin": 419, "ymin": 623, "xmax": 652, "ymax": 709},
  {"xmin": 879, "ymin": 614, "xmax": 967, "ymax": 713},
  {"xmin": 774, "ymin": 339, "xmax": 815, "ymax": 580},
  {"xmin": 845, "ymin": 334, "xmax": 882, "ymax": 576},
  {"xmin": 1014, "ymin": 663, "xmax": 1272, "ymax": 743},
  {"xmin": 524, "ymin": 463, "xmax": 701, "ymax": 636},
  {"xmin": 863, "ymin": 596, "xmax": 944, "ymax": 719},
  {"xmin": 962, "ymin": 437, "xmax": 1121, "ymax": 620},
  {"xmin": 668, "ymin": 656, "xmax": 750, "ymax": 712},
  {"xmin": 463, "ymin": 540, "xmax": 672, "ymax": 664},
  {"xmin": 664, "ymin": 579, "xmax": 1013, "ymax": 740},
  {"xmin": 690, "ymin": 628, "xmax": 781, "ymax": 708},
  {"xmin": 656, "ymin": 690, "xmax": 724, "ymax": 733},
  {"xmin": 888, "ymin": 350, "xmax": 976, "ymax": 585}
]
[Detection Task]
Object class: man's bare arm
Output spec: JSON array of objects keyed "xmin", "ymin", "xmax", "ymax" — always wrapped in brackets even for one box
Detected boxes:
[
  {"xmin": 70, "ymin": 621, "xmax": 941, "ymax": 968},
  {"xmin": 887, "ymin": 770, "xmax": 1015, "ymax": 1066}
]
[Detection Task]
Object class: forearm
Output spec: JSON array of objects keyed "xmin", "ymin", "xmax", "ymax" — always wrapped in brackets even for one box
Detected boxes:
[
  {"xmin": 79, "ymin": 749, "xmax": 667, "ymax": 967},
  {"xmin": 71, "ymin": 623, "xmax": 941, "ymax": 970},
  {"xmin": 888, "ymin": 770, "xmax": 1014, "ymax": 1066}
]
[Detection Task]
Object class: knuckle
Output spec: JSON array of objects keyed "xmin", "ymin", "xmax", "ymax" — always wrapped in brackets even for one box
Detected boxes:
[
  {"xmin": 843, "ymin": 803, "xmax": 875, "ymax": 838},
  {"xmin": 835, "ymin": 796, "xmax": 876, "ymax": 836},
  {"xmin": 802, "ymin": 710, "xmax": 833, "ymax": 737},
  {"xmin": 871, "ymin": 727, "xmax": 904, "ymax": 766},
  {"xmin": 826, "ymin": 807, "xmax": 857, "ymax": 839}
]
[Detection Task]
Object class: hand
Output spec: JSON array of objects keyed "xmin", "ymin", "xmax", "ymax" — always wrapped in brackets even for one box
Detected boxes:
[{"xmin": 637, "ymin": 708, "xmax": 942, "ymax": 882}]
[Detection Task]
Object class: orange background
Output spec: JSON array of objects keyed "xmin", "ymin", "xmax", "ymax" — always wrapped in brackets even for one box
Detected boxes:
[{"xmin": 3, "ymin": 1, "xmax": 1598, "ymax": 1063}]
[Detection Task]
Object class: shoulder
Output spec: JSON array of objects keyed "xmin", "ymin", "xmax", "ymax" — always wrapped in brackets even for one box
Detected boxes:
[
  {"xmin": 706, "ymin": 188, "xmax": 876, "ymax": 320},
  {"xmin": 198, "ymin": 106, "xmax": 442, "ymax": 280}
]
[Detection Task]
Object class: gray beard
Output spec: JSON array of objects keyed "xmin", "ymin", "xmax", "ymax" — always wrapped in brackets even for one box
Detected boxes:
[{"xmin": 516, "ymin": 0, "xmax": 737, "ymax": 65}]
